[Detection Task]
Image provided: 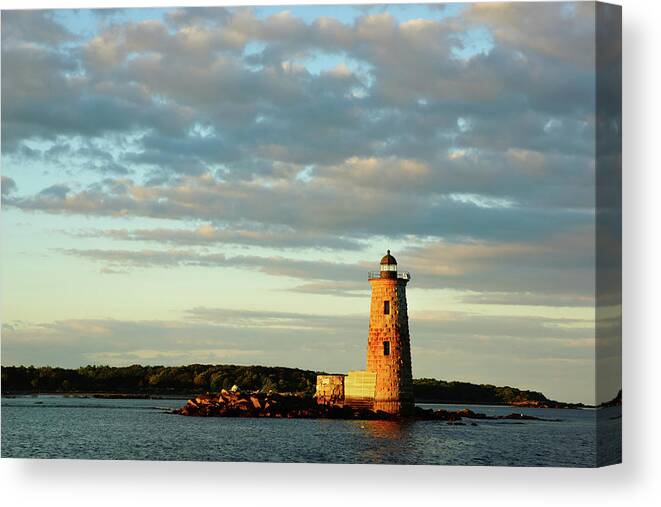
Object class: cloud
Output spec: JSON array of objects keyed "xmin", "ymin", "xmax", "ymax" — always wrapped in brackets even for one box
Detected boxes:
[
  {"xmin": 289, "ymin": 281, "xmax": 367, "ymax": 298},
  {"xmin": 2, "ymin": 4, "xmax": 596, "ymax": 173},
  {"xmin": 8, "ymin": 170, "xmax": 594, "ymax": 244},
  {"xmin": 164, "ymin": 6, "xmax": 232, "ymax": 28},
  {"xmin": 3, "ymin": 4, "xmax": 598, "ymax": 247},
  {"xmin": 1, "ymin": 10, "xmax": 75, "ymax": 47},
  {"xmin": 59, "ymin": 247, "xmax": 366, "ymax": 282},
  {"xmin": 1, "ymin": 176, "xmax": 17, "ymax": 197},
  {"xmin": 185, "ymin": 307, "xmax": 364, "ymax": 331},
  {"xmin": 38, "ymin": 184, "xmax": 71, "ymax": 199},
  {"xmin": 83, "ymin": 348, "xmax": 256, "ymax": 364},
  {"xmin": 459, "ymin": 291, "xmax": 594, "ymax": 308},
  {"xmin": 463, "ymin": 2, "xmax": 595, "ymax": 67},
  {"xmin": 80, "ymin": 224, "xmax": 363, "ymax": 250},
  {"xmin": 412, "ymin": 310, "xmax": 593, "ymax": 343},
  {"xmin": 57, "ymin": 225, "xmax": 594, "ymax": 304},
  {"xmin": 399, "ymin": 229, "xmax": 595, "ymax": 296}
]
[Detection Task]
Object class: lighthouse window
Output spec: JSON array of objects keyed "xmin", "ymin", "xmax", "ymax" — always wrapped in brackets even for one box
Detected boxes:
[
  {"xmin": 383, "ymin": 341, "xmax": 390, "ymax": 356},
  {"xmin": 384, "ymin": 300, "xmax": 390, "ymax": 315}
]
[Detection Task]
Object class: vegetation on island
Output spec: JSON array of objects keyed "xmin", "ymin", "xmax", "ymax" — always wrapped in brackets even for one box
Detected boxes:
[
  {"xmin": 598, "ymin": 389, "xmax": 622, "ymax": 408},
  {"xmin": 412, "ymin": 378, "xmax": 579, "ymax": 407},
  {"xmin": 1, "ymin": 364, "xmax": 317, "ymax": 396},
  {"xmin": 1, "ymin": 364, "xmax": 582, "ymax": 407}
]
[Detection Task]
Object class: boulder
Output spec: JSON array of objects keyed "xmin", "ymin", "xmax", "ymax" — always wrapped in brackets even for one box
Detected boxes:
[{"xmin": 250, "ymin": 396, "xmax": 262, "ymax": 410}]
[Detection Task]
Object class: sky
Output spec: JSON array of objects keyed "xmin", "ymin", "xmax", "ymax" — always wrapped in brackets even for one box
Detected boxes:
[{"xmin": 0, "ymin": 2, "xmax": 619, "ymax": 404}]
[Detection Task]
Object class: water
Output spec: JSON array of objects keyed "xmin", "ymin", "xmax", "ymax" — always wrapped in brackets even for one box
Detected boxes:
[{"xmin": 1, "ymin": 396, "xmax": 621, "ymax": 466}]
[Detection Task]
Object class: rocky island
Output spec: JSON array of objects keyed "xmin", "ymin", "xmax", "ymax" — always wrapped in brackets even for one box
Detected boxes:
[{"xmin": 172, "ymin": 387, "xmax": 558, "ymax": 423}]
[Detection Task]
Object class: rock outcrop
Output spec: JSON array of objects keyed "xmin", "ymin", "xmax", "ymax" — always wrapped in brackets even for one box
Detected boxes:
[{"xmin": 172, "ymin": 389, "xmax": 389, "ymax": 419}]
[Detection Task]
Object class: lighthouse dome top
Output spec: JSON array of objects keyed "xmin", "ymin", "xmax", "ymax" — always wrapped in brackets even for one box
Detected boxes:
[
  {"xmin": 369, "ymin": 251, "xmax": 410, "ymax": 281},
  {"xmin": 380, "ymin": 250, "xmax": 397, "ymax": 266}
]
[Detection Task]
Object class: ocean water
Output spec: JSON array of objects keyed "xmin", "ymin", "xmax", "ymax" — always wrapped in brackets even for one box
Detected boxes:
[{"xmin": 1, "ymin": 395, "xmax": 621, "ymax": 467}]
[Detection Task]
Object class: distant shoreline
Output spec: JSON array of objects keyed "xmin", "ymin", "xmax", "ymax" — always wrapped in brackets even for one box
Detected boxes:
[
  {"xmin": 1, "ymin": 391, "xmax": 597, "ymax": 409},
  {"xmin": 1, "ymin": 364, "xmax": 618, "ymax": 409},
  {"xmin": 1, "ymin": 391, "xmax": 194, "ymax": 400}
]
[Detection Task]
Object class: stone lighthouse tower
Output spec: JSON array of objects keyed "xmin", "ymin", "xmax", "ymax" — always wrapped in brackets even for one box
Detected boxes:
[{"xmin": 366, "ymin": 251, "xmax": 414, "ymax": 415}]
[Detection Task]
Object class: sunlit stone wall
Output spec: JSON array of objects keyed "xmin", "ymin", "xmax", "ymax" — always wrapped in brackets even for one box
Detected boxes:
[
  {"xmin": 366, "ymin": 277, "xmax": 414, "ymax": 415},
  {"xmin": 315, "ymin": 374, "xmax": 345, "ymax": 406},
  {"xmin": 344, "ymin": 370, "xmax": 376, "ymax": 410}
]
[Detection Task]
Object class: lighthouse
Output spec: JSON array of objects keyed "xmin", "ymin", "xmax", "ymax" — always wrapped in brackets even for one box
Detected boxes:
[
  {"xmin": 314, "ymin": 250, "xmax": 414, "ymax": 416},
  {"xmin": 366, "ymin": 251, "xmax": 414, "ymax": 415}
]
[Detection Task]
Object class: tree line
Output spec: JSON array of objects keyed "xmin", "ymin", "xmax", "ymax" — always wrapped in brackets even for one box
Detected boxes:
[
  {"xmin": 412, "ymin": 377, "xmax": 552, "ymax": 404},
  {"xmin": 1, "ymin": 364, "xmax": 559, "ymax": 404},
  {"xmin": 1, "ymin": 364, "xmax": 318, "ymax": 395}
]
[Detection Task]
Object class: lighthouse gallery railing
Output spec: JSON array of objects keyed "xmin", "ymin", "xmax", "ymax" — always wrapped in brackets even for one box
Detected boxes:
[{"xmin": 368, "ymin": 271, "xmax": 411, "ymax": 280}]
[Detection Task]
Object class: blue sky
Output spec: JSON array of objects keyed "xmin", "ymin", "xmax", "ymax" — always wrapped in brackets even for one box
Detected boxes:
[{"xmin": 1, "ymin": 2, "xmax": 620, "ymax": 404}]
